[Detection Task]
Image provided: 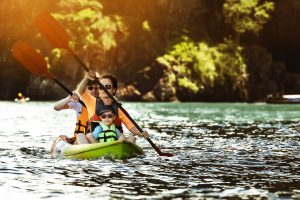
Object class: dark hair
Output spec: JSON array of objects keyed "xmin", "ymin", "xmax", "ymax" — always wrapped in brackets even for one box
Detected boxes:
[
  {"xmin": 87, "ymin": 79, "xmax": 99, "ymax": 86},
  {"xmin": 100, "ymin": 74, "xmax": 118, "ymax": 94},
  {"xmin": 97, "ymin": 105, "xmax": 115, "ymax": 116}
]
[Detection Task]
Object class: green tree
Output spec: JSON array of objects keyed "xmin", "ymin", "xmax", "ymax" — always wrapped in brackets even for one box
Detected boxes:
[
  {"xmin": 156, "ymin": 0, "xmax": 275, "ymax": 101},
  {"xmin": 216, "ymin": 39, "xmax": 248, "ymax": 99},
  {"xmin": 157, "ymin": 36, "xmax": 218, "ymax": 94},
  {"xmin": 157, "ymin": 36, "xmax": 247, "ymax": 100},
  {"xmin": 223, "ymin": 0, "xmax": 274, "ymax": 43},
  {"xmin": 49, "ymin": 0, "xmax": 128, "ymax": 75}
]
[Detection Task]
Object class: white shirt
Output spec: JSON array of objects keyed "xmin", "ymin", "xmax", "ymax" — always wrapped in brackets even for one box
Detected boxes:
[{"xmin": 67, "ymin": 102, "xmax": 82, "ymax": 117}]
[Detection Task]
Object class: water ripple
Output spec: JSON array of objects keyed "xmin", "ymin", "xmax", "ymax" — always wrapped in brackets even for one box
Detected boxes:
[{"xmin": 0, "ymin": 102, "xmax": 300, "ymax": 199}]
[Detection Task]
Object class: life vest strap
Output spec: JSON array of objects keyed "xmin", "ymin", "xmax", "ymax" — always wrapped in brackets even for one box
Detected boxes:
[
  {"xmin": 74, "ymin": 120, "xmax": 87, "ymax": 135},
  {"xmin": 97, "ymin": 135, "xmax": 118, "ymax": 143},
  {"xmin": 90, "ymin": 121, "xmax": 101, "ymax": 132},
  {"xmin": 96, "ymin": 128, "xmax": 117, "ymax": 143},
  {"xmin": 101, "ymin": 129, "xmax": 117, "ymax": 134}
]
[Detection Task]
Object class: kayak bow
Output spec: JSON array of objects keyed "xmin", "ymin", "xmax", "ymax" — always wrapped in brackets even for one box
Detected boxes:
[{"xmin": 63, "ymin": 140, "xmax": 144, "ymax": 160}]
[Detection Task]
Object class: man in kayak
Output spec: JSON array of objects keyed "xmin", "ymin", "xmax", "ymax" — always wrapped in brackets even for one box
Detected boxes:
[
  {"xmin": 88, "ymin": 105, "xmax": 121, "ymax": 143},
  {"xmin": 53, "ymin": 79, "xmax": 100, "ymax": 144},
  {"xmin": 77, "ymin": 70, "xmax": 149, "ymax": 144}
]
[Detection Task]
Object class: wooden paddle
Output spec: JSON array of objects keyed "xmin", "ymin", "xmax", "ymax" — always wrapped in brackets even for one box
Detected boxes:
[
  {"xmin": 35, "ymin": 12, "xmax": 174, "ymax": 157},
  {"xmin": 11, "ymin": 41, "xmax": 86, "ymax": 108}
]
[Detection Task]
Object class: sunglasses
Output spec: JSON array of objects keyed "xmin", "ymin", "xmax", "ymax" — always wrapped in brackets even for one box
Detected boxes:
[
  {"xmin": 100, "ymin": 85, "xmax": 112, "ymax": 90},
  {"xmin": 100, "ymin": 113, "xmax": 114, "ymax": 119},
  {"xmin": 87, "ymin": 86, "xmax": 100, "ymax": 90}
]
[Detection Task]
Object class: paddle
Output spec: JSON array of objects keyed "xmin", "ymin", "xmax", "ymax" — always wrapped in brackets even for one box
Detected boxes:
[
  {"xmin": 11, "ymin": 41, "xmax": 86, "ymax": 109},
  {"xmin": 35, "ymin": 12, "xmax": 173, "ymax": 157}
]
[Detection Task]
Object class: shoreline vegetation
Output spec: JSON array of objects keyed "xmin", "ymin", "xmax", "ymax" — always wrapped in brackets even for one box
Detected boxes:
[{"xmin": 1, "ymin": 0, "xmax": 300, "ymax": 102}]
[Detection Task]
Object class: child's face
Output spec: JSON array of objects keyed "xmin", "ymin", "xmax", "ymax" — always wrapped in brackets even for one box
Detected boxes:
[{"xmin": 100, "ymin": 111, "xmax": 115, "ymax": 126}]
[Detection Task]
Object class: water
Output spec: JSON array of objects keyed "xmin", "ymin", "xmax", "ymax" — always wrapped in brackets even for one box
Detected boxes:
[{"xmin": 0, "ymin": 101, "xmax": 300, "ymax": 199}]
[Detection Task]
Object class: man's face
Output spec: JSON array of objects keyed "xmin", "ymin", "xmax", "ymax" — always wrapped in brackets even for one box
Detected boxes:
[
  {"xmin": 87, "ymin": 83, "xmax": 100, "ymax": 98},
  {"xmin": 99, "ymin": 78, "xmax": 116, "ymax": 98},
  {"xmin": 100, "ymin": 111, "xmax": 115, "ymax": 126}
]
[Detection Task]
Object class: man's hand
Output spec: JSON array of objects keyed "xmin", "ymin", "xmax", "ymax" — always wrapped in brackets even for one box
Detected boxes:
[
  {"xmin": 58, "ymin": 135, "xmax": 69, "ymax": 141},
  {"xmin": 141, "ymin": 130, "xmax": 149, "ymax": 139},
  {"xmin": 86, "ymin": 70, "xmax": 97, "ymax": 80},
  {"xmin": 69, "ymin": 92, "xmax": 80, "ymax": 102}
]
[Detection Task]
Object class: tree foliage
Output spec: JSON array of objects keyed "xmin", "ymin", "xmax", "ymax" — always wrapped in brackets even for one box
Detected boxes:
[
  {"xmin": 50, "ymin": 0, "xmax": 128, "ymax": 72},
  {"xmin": 156, "ymin": 0, "xmax": 274, "ymax": 101},
  {"xmin": 157, "ymin": 36, "xmax": 218, "ymax": 93},
  {"xmin": 158, "ymin": 36, "xmax": 247, "ymax": 98},
  {"xmin": 223, "ymin": 0, "xmax": 274, "ymax": 41},
  {"xmin": 243, "ymin": 45, "xmax": 274, "ymax": 101}
]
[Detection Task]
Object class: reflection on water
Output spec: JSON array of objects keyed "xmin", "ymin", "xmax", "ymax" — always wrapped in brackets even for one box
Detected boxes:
[{"xmin": 0, "ymin": 101, "xmax": 300, "ymax": 199}]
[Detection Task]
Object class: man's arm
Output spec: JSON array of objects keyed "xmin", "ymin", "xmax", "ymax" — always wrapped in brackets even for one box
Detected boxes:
[
  {"xmin": 76, "ymin": 75, "xmax": 90, "ymax": 95},
  {"xmin": 53, "ymin": 93, "xmax": 80, "ymax": 111},
  {"xmin": 53, "ymin": 96, "xmax": 71, "ymax": 111},
  {"xmin": 76, "ymin": 70, "xmax": 97, "ymax": 95},
  {"xmin": 118, "ymin": 108, "xmax": 149, "ymax": 138},
  {"xmin": 128, "ymin": 126, "xmax": 149, "ymax": 138}
]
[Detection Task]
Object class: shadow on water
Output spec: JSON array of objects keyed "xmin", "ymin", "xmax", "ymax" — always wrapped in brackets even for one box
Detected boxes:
[{"xmin": 20, "ymin": 147, "xmax": 48, "ymax": 158}]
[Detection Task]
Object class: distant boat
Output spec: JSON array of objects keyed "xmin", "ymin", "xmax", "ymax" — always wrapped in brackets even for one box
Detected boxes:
[
  {"xmin": 14, "ymin": 97, "xmax": 30, "ymax": 103},
  {"xmin": 14, "ymin": 92, "xmax": 30, "ymax": 103},
  {"xmin": 266, "ymin": 94, "xmax": 300, "ymax": 104}
]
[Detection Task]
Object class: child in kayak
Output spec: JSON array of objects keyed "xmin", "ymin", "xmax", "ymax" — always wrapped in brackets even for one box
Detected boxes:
[
  {"xmin": 88, "ymin": 105, "xmax": 121, "ymax": 143},
  {"xmin": 50, "ymin": 105, "xmax": 117, "ymax": 157}
]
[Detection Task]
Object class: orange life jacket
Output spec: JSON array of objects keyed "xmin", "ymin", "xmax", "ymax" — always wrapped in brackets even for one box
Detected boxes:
[{"xmin": 73, "ymin": 103, "xmax": 89, "ymax": 136}]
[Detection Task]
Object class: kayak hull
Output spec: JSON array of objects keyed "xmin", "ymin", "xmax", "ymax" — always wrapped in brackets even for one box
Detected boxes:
[{"xmin": 63, "ymin": 140, "xmax": 144, "ymax": 160}]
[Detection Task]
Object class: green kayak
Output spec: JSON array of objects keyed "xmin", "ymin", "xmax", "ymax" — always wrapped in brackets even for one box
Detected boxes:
[{"xmin": 63, "ymin": 140, "xmax": 144, "ymax": 160}]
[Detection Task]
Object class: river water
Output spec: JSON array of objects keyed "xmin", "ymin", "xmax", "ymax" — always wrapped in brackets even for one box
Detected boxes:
[{"xmin": 0, "ymin": 101, "xmax": 299, "ymax": 199}]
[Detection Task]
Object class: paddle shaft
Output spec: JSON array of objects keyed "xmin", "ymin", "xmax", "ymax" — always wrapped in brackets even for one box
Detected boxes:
[
  {"xmin": 68, "ymin": 50, "xmax": 166, "ymax": 156},
  {"xmin": 69, "ymin": 49, "xmax": 89, "ymax": 71}
]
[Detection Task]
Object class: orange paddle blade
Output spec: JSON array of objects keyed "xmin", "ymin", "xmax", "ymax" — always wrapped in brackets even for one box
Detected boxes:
[
  {"xmin": 35, "ymin": 12, "xmax": 69, "ymax": 49},
  {"xmin": 11, "ymin": 41, "xmax": 48, "ymax": 75}
]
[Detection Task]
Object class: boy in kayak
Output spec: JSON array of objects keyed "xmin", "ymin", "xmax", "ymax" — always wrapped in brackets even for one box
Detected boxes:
[{"xmin": 87, "ymin": 105, "xmax": 121, "ymax": 143}]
